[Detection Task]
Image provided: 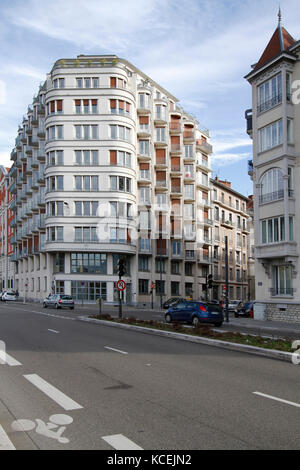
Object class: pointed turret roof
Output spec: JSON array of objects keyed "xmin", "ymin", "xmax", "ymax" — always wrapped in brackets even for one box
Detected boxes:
[{"xmin": 253, "ymin": 9, "xmax": 296, "ymax": 72}]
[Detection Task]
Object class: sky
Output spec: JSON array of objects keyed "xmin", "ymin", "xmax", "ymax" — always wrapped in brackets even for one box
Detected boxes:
[{"xmin": 0, "ymin": 0, "xmax": 299, "ymax": 196}]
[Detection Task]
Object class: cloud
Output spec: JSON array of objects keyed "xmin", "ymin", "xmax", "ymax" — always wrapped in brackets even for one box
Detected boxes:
[
  {"xmin": 0, "ymin": 81, "xmax": 6, "ymax": 105},
  {"xmin": 4, "ymin": 65, "xmax": 45, "ymax": 80},
  {"xmin": 211, "ymin": 152, "xmax": 251, "ymax": 166}
]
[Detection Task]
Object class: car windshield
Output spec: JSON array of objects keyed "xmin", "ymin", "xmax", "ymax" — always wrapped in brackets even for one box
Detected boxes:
[
  {"xmin": 60, "ymin": 295, "xmax": 72, "ymax": 300},
  {"xmin": 243, "ymin": 302, "xmax": 253, "ymax": 309}
]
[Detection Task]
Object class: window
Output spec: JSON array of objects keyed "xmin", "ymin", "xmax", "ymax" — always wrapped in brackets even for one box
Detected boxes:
[
  {"xmin": 110, "ymin": 176, "xmax": 131, "ymax": 193},
  {"xmin": 260, "ymin": 168, "xmax": 284, "ymax": 204},
  {"xmin": 47, "ymin": 226, "xmax": 63, "ymax": 242},
  {"xmin": 139, "ymin": 187, "xmax": 150, "ymax": 203},
  {"xmin": 138, "ymin": 256, "xmax": 149, "ymax": 272},
  {"xmin": 156, "ymin": 127, "xmax": 166, "ymax": 142},
  {"xmin": 184, "ymin": 145, "xmax": 193, "ymax": 158},
  {"xmin": 110, "ymin": 99, "xmax": 130, "ymax": 116},
  {"xmin": 71, "ymin": 281, "xmax": 107, "ymax": 301},
  {"xmin": 155, "ymin": 280, "xmax": 165, "ymax": 295},
  {"xmin": 74, "ymin": 99, "xmax": 98, "ymax": 114},
  {"xmin": 74, "ymin": 125, "xmax": 98, "ymax": 140},
  {"xmin": 172, "ymin": 241, "xmax": 181, "ymax": 256},
  {"xmin": 47, "ymin": 125, "xmax": 64, "ymax": 141},
  {"xmin": 110, "ymin": 125, "xmax": 130, "ymax": 142},
  {"xmin": 109, "ymin": 150, "xmax": 131, "ymax": 167},
  {"xmin": 75, "ymin": 176, "xmax": 98, "ymax": 191},
  {"xmin": 53, "ymin": 78, "xmax": 65, "ymax": 89},
  {"xmin": 76, "ymin": 77, "xmax": 99, "ymax": 88},
  {"xmin": 139, "ymin": 279, "xmax": 149, "ymax": 295},
  {"xmin": 48, "ymin": 100, "xmax": 63, "ymax": 115},
  {"xmin": 171, "ymin": 282, "xmax": 180, "ymax": 296},
  {"xmin": 155, "ymin": 258, "xmax": 166, "ymax": 273},
  {"xmin": 74, "ymin": 227, "xmax": 98, "ymax": 242},
  {"xmin": 75, "ymin": 150, "xmax": 99, "ymax": 165},
  {"xmin": 138, "ymin": 93, "xmax": 150, "ymax": 109},
  {"xmin": 54, "ymin": 253, "xmax": 65, "ymax": 273},
  {"xmin": 259, "ymin": 120, "xmax": 283, "ymax": 152},
  {"xmin": 261, "ymin": 216, "xmax": 285, "ymax": 244},
  {"xmin": 171, "ymin": 261, "xmax": 180, "ymax": 275},
  {"xmin": 155, "ymin": 104, "xmax": 166, "ymax": 120},
  {"xmin": 258, "ymin": 73, "xmax": 282, "ymax": 113},
  {"xmin": 287, "ymin": 119, "xmax": 293, "ymax": 143},
  {"xmin": 185, "ymin": 185, "xmax": 194, "ymax": 199},
  {"xmin": 75, "ymin": 201, "xmax": 98, "ymax": 216},
  {"xmin": 47, "ymin": 150, "xmax": 64, "ymax": 166},
  {"xmin": 272, "ymin": 265, "xmax": 292, "ymax": 296},
  {"xmin": 185, "ymin": 263, "xmax": 193, "ymax": 276},
  {"xmin": 139, "ymin": 140, "xmax": 150, "ymax": 156},
  {"xmin": 71, "ymin": 253, "xmax": 107, "ymax": 274},
  {"xmin": 47, "ymin": 175, "xmax": 64, "ymax": 191}
]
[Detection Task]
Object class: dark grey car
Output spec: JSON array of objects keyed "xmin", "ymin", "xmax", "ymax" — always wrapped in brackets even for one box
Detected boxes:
[{"xmin": 43, "ymin": 294, "xmax": 75, "ymax": 309}]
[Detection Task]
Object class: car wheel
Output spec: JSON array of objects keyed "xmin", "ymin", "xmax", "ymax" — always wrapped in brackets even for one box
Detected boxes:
[
  {"xmin": 214, "ymin": 322, "xmax": 223, "ymax": 327},
  {"xmin": 43, "ymin": 303, "xmax": 47, "ymax": 308},
  {"xmin": 234, "ymin": 313, "xmax": 239, "ymax": 318},
  {"xmin": 192, "ymin": 316, "xmax": 200, "ymax": 327},
  {"xmin": 70, "ymin": 307, "xmax": 74, "ymax": 310},
  {"xmin": 165, "ymin": 313, "xmax": 172, "ymax": 323},
  {"xmin": 55, "ymin": 303, "xmax": 60, "ymax": 309}
]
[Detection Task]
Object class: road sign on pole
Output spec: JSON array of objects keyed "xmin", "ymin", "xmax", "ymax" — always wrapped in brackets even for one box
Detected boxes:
[{"xmin": 117, "ymin": 280, "xmax": 126, "ymax": 291}]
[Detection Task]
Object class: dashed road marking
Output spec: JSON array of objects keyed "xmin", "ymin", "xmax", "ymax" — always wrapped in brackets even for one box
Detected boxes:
[
  {"xmin": 102, "ymin": 434, "xmax": 143, "ymax": 450},
  {"xmin": 0, "ymin": 424, "xmax": 15, "ymax": 450},
  {"xmin": 48, "ymin": 329, "xmax": 60, "ymax": 334},
  {"xmin": 24, "ymin": 374, "xmax": 83, "ymax": 411},
  {"xmin": 253, "ymin": 391, "xmax": 300, "ymax": 408},
  {"xmin": 104, "ymin": 346, "xmax": 128, "ymax": 355}
]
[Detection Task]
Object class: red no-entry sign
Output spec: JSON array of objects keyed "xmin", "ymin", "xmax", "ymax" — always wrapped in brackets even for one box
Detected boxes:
[{"xmin": 117, "ymin": 280, "xmax": 126, "ymax": 291}]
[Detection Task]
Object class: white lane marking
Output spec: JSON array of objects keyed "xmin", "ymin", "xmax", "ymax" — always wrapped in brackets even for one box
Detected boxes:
[
  {"xmin": 0, "ymin": 424, "xmax": 15, "ymax": 450},
  {"xmin": 48, "ymin": 329, "xmax": 59, "ymax": 334},
  {"xmin": 253, "ymin": 392, "xmax": 300, "ymax": 408},
  {"xmin": 102, "ymin": 434, "xmax": 143, "ymax": 450},
  {"xmin": 104, "ymin": 346, "xmax": 128, "ymax": 355},
  {"xmin": 23, "ymin": 374, "xmax": 83, "ymax": 411},
  {"xmin": 0, "ymin": 352, "xmax": 22, "ymax": 367}
]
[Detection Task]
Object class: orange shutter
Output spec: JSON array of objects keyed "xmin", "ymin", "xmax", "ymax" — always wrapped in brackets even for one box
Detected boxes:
[
  {"xmin": 91, "ymin": 99, "xmax": 97, "ymax": 106},
  {"xmin": 50, "ymin": 101, "xmax": 55, "ymax": 113},
  {"xmin": 119, "ymin": 100, "xmax": 124, "ymax": 109},
  {"xmin": 139, "ymin": 116, "xmax": 149, "ymax": 124},
  {"xmin": 110, "ymin": 99, "xmax": 116, "ymax": 109},
  {"xmin": 156, "ymin": 171, "xmax": 166, "ymax": 181},
  {"xmin": 110, "ymin": 150, "xmax": 117, "ymax": 165},
  {"xmin": 126, "ymin": 102, "xmax": 130, "ymax": 112},
  {"xmin": 83, "ymin": 99, "xmax": 89, "ymax": 106},
  {"xmin": 204, "ymin": 210, "xmax": 208, "ymax": 219},
  {"xmin": 75, "ymin": 99, "xmax": 81, "ymax": 106},
  {"xmin": 171, "ymin": 136, "xmax": 180, "ymax": 144},
  {"xmin": 117, "ymin": 78, "xmax": 123, "ymax": 88},
  {"xmin": 56, "ymin": 100, "xmax": 63, "ymax": 111},
  {"xmin": 110, "ymin": 77, "xmax": 116, "ymax": 87},
  {"xmin": 140, "ymin": 163, "xmax": 149, "ymax": 170}
]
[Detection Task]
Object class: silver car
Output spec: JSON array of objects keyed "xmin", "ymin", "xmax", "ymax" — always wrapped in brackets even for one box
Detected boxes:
[
  {"xmin": 43, "ymin": 294, "xmax": 75, "ymax": 309},
  {"xmin": 2, "ymin": 292, "xmax": 16, "ymax": 301}
]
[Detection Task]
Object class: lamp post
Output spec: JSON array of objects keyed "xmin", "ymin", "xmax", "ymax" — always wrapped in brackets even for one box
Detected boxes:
[{"xmin": 225, "ymin": 236, "xmax": 229, "ymax": 323}]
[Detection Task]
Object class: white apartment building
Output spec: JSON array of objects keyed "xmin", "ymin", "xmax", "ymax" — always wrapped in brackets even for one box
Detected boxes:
[
  {"xmin": 245, "ymin": 11, "xmax": 300, "ymax": 321},
  {"xmin": 9, "ymin": 54, "xmax": 239, "ymax": 306}
]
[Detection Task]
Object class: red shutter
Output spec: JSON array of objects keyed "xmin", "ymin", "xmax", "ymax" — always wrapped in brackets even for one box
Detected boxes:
[
  {"xmin": 75, "ymin": 99, "xmax": 81, "ymax": 106},
  {"xmin": 119, "ymin": 100, "xmax": 124, "ymax": 109},
  {"xmin": 126, "ymin": 102, "xmax": 130, "ymax": 112},
  {"xmin": 56, "ymin": 100, "xmax": 63, "ymax": 111},
  {"xmin": 50, "ymin": 101, "xmax": 55, "ymax": 113},
  {"xmin": 110, "ymin": 99, "xmax": 116, "ymax": 109},
  {"xmin": 110, "ymin": 77, "xmax": 116, "ymax": 88},
  {"xmin": 83, "ymin": 99, "xmax": 89, "ymax": 106},
  {"xmin": 110, "ymin": 150, "xmax": 117, "ymax": 165},
  {"xmin": 91, "ymin": 99, "xmax": 97, "ymax": 106},
  {"xmin": 117, "ymin": 78, "xmax": 123, "ymax": 88},
  {"xmin": 156, "ymin": 171, "xmax": 166, "ymax": 181}
]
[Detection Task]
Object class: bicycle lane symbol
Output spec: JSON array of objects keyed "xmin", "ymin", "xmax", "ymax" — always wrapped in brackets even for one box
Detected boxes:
[{"xmin": 11, "ymin": 414, "xmax": 73, "ymax": 444}]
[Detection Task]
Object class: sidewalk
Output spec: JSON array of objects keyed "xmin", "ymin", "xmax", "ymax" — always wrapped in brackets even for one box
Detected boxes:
[{"xmin": 220, "ymin": 316, "xmax": 300, "ymax": 339}]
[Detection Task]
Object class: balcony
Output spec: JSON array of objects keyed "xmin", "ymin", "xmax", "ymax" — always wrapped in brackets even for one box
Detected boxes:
[
  {"xmin": 248, "ymin": 159, "xmax": 253, "ymax": 178},
  {"xmin": 155, "ymin": 157, "xmax": 168, "ymax": 168},
  {"xmin": 154, "ymin": 113, "xmax": 167, "ymax": 125},
  {"xmin": 137, "ymin": 126, "xmax": 151, "ymax": 138},
  {"xmin": 138, "ymin": 172, "xmax": 151, "ymax": 184},
  {"xmin": 10, "ymin": 149, "xmax": 17, "ymax": 161},
  {"xmin": 170, "ymin": 186, "xmax": 182, "ymax": 197},
  {"xmin": 155, "ymin": 180, "xmax": 168, "ymax": 191},
  {"xmin": 169, "ymin": 122, "xmax": 181, "ymax": 134},
  {"xmin": 256, "ymin": 241, "xmax": 298, "ymax": 260},
  {"xmin": 170, "ymin": 144, "xmax": 181, "ymax": 154},
  {"xmin": 198, "ymin": 255, "xmax": 213, "ymax": 264},
  {"xmin": 183, "ymin": 130, "xmax": 195, "ymax": 141},
  {"xmin": 196, "ymin": 139, "xmax": 212, "ymax": 154},
  {"xmin": 245, "ymin": 109, "xmax": 252, "ymax": 136},
  {"xmin": 221, "ymin": 219, "xmax": 234, "ymax": 229},
  {"xmin": 170, "ymin": 165, "xmax": 181, "ymax": 175}
]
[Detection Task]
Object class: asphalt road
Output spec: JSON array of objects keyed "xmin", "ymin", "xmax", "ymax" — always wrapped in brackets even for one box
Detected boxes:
[{"xmin": 0, "ymin": 301, "xmax": 300, "ymax": 450}]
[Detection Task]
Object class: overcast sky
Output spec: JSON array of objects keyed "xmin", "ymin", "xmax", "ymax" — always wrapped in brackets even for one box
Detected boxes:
[{"xmin": 0, "ymin": 0, "xmax": 299, "ymax": 196}]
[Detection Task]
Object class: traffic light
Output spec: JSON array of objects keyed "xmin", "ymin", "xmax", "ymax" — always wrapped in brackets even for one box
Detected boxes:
[
  {"xmin": 202, "ymin": 284, "xmax": 207, "ymax": 292},
  {"xmin": 208, "ymin": 274, "xmax": 213, "ymax": 289},
  {"xmin": 118, "ymin": 257, "xmax": 126, "ymax": 277}
]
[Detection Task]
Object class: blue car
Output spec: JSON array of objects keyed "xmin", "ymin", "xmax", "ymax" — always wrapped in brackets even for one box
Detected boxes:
[{"xmin": 165, "ymin": 301, "xmax": 224, "ymax": 327}]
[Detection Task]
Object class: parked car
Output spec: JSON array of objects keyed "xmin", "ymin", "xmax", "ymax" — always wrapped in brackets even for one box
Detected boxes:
[
  {"xmin": 162, "ymin": 297, "xmax": 186, "ymax": 309},
  {"xmin": 165, "ymin": 301, "xmax": 223, "ymax": 327},
  {"xmin": 43, "ymin": 294, "xmax": 75, "ymax": 309},
  {"xmin": 0, "ymin": 291, "xmax": 7, "ymax": 301},
  {"xmin": 2, "ymin": 292, "xmax": 16, "ymax": 301},
  {"xmin": 228, "ymin": 300, "xmax": 242, "ymax": 312},
  {"xmin": 235, "ymin": 301, "xmax": 254, "ymax": 318}
]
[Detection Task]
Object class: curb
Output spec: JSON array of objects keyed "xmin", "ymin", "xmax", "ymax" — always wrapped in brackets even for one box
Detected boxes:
[{"xmin": 77, "ymin": 316, "xmax": 294, "ymax": 363}]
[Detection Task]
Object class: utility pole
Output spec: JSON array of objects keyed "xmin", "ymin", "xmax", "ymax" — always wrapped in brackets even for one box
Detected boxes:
[
  {"xmin": 118, "ymin": 257, "xmax": 125, "ymax": 319},
  {"xmin": 225, "ymin": 236, "xmax": 229, "ymax": 322}
]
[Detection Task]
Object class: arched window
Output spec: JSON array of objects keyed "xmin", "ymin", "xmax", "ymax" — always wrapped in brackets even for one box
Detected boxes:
[{"xmin": 260, "ymin": 168, "xmax": 284, "ymax": 204}]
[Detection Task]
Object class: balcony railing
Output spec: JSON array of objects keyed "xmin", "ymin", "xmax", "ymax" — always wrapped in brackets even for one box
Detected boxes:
[
  {"xmin": 270, "ymin": 288, "xmax": 294, "ymax": 297},
  {"xmin": 259, "ymin": 190, "xmax": 284, "ymax": 204},
  {"xmin": 257, "ymin": 94, "xmax": 282, "ymax": 114}
]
